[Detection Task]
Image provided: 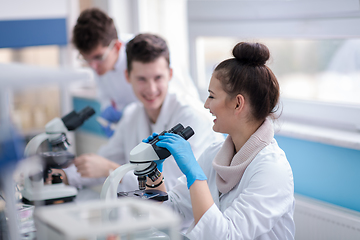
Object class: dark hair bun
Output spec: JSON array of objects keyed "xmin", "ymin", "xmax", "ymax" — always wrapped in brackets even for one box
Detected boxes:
[{"xmin": 232, "ymin": 42, "xmax": 270, "ymax": 66}]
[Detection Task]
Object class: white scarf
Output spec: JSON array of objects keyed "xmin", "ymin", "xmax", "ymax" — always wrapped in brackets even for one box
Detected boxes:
[{"xmin": 212, "ymin": 118, "xmax": 274, "ymax": 194}]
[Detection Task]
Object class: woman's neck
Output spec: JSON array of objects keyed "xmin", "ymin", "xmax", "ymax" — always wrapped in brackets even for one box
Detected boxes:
[{"xmin": 230, "ymin": 120, "xmax": 263, "ymax": 152}]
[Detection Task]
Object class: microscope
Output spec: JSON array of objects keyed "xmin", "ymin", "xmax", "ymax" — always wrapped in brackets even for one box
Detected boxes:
[
  {"xmin": 101, "ymin": 123, "xmax": 194, "ymax": 201},
  {"xmin": 21, "ymin": 106, "xmax": 95, "ymax": 205}
]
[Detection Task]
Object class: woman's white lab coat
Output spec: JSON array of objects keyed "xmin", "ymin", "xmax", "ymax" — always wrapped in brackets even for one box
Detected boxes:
[
  {"xmin": 164, "ymin": 139, "xmax": 295, "ymax": 240},
  {"xmin": 64, "ymin": 93, "xmax": 224, "ymax": 190}
]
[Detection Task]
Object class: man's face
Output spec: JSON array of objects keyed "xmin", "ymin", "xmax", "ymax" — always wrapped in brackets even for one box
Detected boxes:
[
  {"xmin": 125, "ymin": 57, "xmax": 172, "ymax": 122},
  {"xmin": 80, "ymin": 40, "xmax": 120, "ymax": 76}
]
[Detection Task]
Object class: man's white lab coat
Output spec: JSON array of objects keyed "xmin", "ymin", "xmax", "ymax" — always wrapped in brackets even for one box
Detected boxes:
[{"xmin": 64, "ymin": 92, "xmax": 224, "ymax": 190}]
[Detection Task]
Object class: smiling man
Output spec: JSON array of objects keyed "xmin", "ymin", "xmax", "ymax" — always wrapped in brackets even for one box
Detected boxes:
[
  {"xmin": 57, "ymin": 34, "xmax": 224, "ymax": 192},
  {"xmin": 73, "ymin": 8, "xmax": 199, "ymax": 137}
]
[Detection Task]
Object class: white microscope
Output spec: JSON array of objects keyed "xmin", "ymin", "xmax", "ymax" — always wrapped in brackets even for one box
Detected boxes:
[
  {"xmin": 21, "ymin": 106, "xmax": 95, "ymax": 205},
  {"xmin": 101, "ymin": 123, "xmax": 194, "ymax": 201}
]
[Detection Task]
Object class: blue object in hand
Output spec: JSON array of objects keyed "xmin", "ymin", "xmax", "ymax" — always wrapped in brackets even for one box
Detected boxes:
[
  {"xmin": 100, "ymin": 124, "xmax": 115, "ymax": 138},
  {"xmin": 100, "ymin": 105, "xmax": 122, "ymax": 123},
  {"xmin": 156, "ymin": 133, "xmax": 207, "ymax": 188},
  {"xmin": 100, "ymin": 105, "xmax": 122, "ymax": 137}
]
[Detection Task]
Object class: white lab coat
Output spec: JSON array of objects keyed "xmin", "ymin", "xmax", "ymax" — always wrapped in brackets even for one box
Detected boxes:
[
  {"xmin": 96, "ymin": 34, "xmax": 136, "ymax": 111},
  {"xmin": 64, "ymin": 92, "xmax": 224, "ymax": 190},
  {"xmin": 164, "ymin": 139, "xmax": 295, "ymax": 240},
  {"xmin": 96, "ymin": 34, "xmax": 200, "ymax": 111}
]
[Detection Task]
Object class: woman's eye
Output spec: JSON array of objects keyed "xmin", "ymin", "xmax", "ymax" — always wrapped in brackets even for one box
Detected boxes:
[{"xmin": 208, "ymin": 95, "xmax": 214, "ymax": 99}]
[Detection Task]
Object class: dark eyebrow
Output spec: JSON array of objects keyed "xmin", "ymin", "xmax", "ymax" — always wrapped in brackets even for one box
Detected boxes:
[{"xmin": 208, "ymin": 89, "xmax": 214, "ymax": 94}]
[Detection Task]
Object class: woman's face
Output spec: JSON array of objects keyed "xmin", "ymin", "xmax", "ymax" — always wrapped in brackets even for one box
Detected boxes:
[{"xmin": 204, "ymin": 74, "xmax": 235, "ymax": 134}]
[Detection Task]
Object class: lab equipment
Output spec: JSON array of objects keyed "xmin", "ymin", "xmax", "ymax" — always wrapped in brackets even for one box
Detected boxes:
[
  {"xmin": 0, "ymin": 62, "xmax": 93, "ymax": 240},
  {"xmin": 21, "ymin": 106, "xmax": 95, "ymax": 205},
  {"xmin": 117, "ymin": 189, "xmax": 169, "ymax": 202},
  {"xmin": 101, "ymin": 123, "xmax": 194, "ymax": 200},
  {"xmin": 0, "ymin": 119, "xmax": 25, "ymax": 240},
  {"xmin": 34, "ymin": 198, "xmax": 181, "ymax": 240}
]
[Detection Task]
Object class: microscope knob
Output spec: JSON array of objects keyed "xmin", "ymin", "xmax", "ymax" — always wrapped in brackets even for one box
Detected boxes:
[{"xmin": 52, "ymin": 173, "xmax": 63, "ymax": 184}]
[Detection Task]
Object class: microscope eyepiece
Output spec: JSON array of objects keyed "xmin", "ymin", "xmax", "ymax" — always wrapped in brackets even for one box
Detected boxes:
[
  {"xmin": 150, "ymin": 123, "xmax": 195, "ymax": 160},
  {"xmin": 178, "ymin": 126, "xmax": 194, "ymax": 140},
  {"xmin": 61, "ymin": 106, "xmax": 95, "ymax": 131},
  {"xmin": 169, "ymin": 123, "xmax": 184, "ymax": 133},
  {"xmin": 168, "ymin": 124, "xmax": 194, "ymax": 140},
  {"xmin": 78, "ymin": 106, "xmax": 96, "ymax": 121}
]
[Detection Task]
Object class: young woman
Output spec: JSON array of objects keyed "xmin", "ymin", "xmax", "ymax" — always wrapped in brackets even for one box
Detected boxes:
[{"xmin": 145, "ymin": 42, "xmax": 295, "ymax": 239}]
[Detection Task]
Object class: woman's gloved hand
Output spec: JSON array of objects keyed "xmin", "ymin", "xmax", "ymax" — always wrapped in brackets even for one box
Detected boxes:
[
  {"xmin": 142, "ymin": 132, "xmax": 164, "ymax": 172},
  {"xmin": 142, "ymin": 132, "xmax": 159, "ymax": 143},
  {"xmin": 156, "ymin": 133, "xmax": 207, "ymax": 188}
]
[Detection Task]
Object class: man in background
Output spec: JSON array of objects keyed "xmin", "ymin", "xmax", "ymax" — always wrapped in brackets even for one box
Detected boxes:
[{"xmin": 73, "ymin": 8, "xmax": 199, "ymax": 137}]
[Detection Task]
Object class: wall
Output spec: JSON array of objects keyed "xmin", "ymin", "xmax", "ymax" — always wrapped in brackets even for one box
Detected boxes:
[
  {"xmin": 0, "ymin": 0, "xmax": 68, "ymax": 48},
  {"xmin": 275, "ymin": 135, "xmax": 360, "ymax": 212}
]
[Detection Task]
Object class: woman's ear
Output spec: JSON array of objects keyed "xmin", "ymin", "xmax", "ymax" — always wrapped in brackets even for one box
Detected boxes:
[{"xmin": 234, "ymin": 94, "xmax": 245, "ymax": 113}]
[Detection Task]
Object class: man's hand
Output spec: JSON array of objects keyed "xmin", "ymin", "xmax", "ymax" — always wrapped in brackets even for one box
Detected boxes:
[{"xmin": 74, "ymin": 153, "xmax": 119, "ymax": 178}]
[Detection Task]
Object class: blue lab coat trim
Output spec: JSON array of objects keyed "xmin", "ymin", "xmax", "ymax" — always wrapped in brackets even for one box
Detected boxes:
[{"xmin": 0, "ymin": 18, "xmax": 67, "ymax": 48}]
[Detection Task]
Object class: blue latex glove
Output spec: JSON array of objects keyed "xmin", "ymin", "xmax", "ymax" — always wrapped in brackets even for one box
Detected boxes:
[
  {"xmin": 100, "ymin": 124, "xmax": 115, "ymax": 138},
  {"xmin": 156, "ymin": 133, "xmax": 207, "ymax": 189},
  {"xmin": 100, "ymin": 105, "xmax": 122, "ymax": 123},
  {"xmin": 142, "ymin": 133, "xmax": 164, "ymax": 172},
  {"xmin": 142, "ymin": 132, "xmax": 159, "ymax": 143},
  {"xmin": 99, "ymin": 105, "xmax": 122, "ymax": 138}
]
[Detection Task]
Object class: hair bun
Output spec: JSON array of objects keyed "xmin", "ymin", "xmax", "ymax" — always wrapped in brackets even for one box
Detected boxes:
[{"xmin": 232, "ymin": 42, "xmax": 269, "ymax": 66}]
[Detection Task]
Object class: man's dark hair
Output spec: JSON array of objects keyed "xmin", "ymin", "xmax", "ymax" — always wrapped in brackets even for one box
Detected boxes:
[
  {"xmin": 126, "ymin": 33, "xmax": 170, "ymax": 73},
  {"xmin": 72, "ymin": 8, "xmax": 118, "ymax": 53}
]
